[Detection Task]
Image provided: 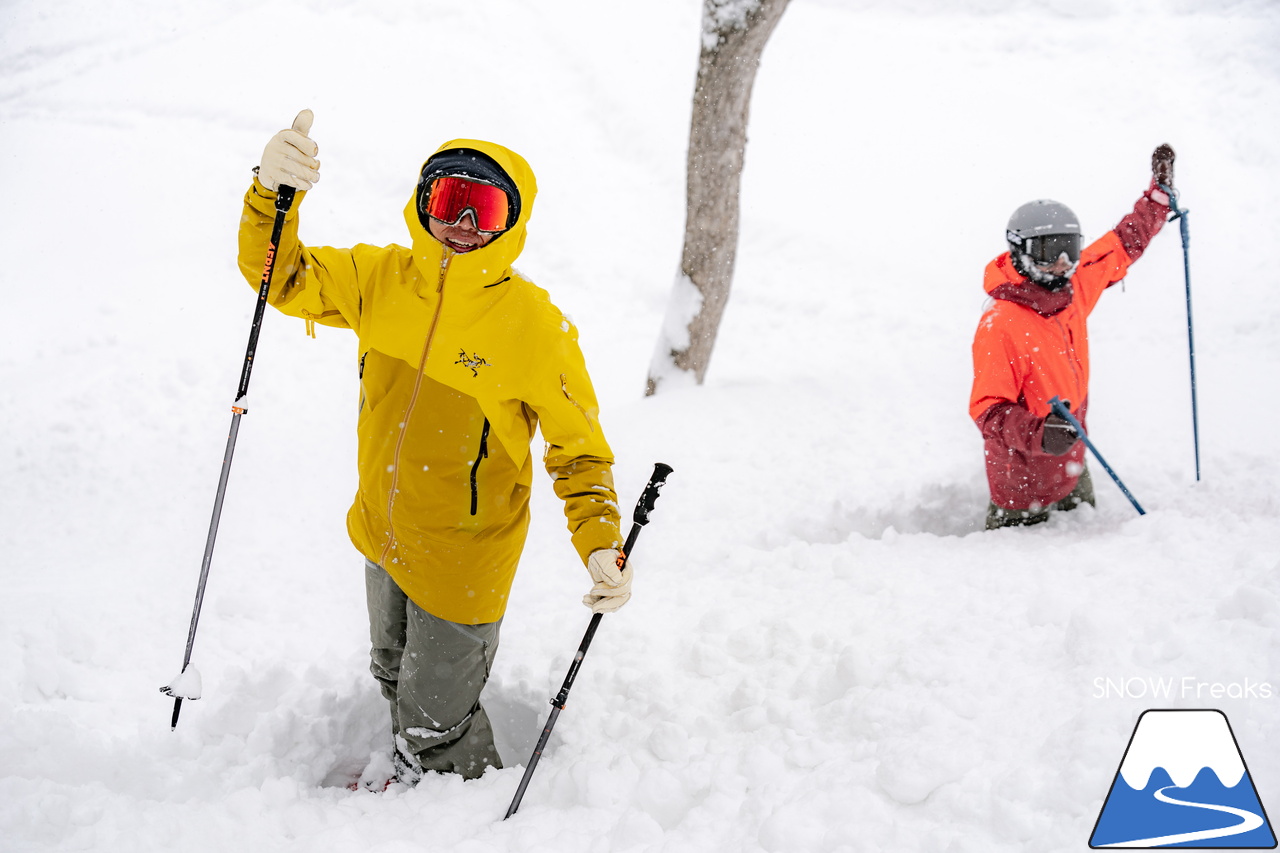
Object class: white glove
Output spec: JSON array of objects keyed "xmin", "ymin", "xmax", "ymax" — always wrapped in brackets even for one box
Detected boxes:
[
  {"xmin": 583, "ymin": 548, "xmax": 632, "ymax": 614},
  {"xmin": 258, "ymin": 109, "xmax": 320, "ymax": 192}
]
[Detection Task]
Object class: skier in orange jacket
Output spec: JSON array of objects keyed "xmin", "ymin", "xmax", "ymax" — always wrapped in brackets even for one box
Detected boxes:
[{"xmin": 970, "ymin": 145, "xmax": 1175, "ymax": 529}]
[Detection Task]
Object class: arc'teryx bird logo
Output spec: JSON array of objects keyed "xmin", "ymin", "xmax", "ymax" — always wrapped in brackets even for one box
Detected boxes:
[
  {"xmin": 1090, "ymin": 709, "xmax": 1276, "ymax": 848},
  {"xmin": 455, "ymin": 350, "xmax": 491, "ymax": 376}
]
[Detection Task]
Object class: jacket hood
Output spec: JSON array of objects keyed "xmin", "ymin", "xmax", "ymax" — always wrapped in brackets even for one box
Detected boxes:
[
  {"xmin": 403, "ymin": 138, "xmax": 538, "ymax": 287},
  {"xmin": 984, "ymin": 251, "xmax": 1073, "ymax": 317}
]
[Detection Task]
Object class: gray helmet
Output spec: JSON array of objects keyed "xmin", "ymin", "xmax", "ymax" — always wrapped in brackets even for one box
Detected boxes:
[{"xmin": 1006, "ymin": 199, "xmax": 1082, "ymax": 290}]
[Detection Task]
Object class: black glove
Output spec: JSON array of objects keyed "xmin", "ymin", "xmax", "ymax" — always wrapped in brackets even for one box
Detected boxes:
[
  {"xmin": 1042, "ymin": 413, "xmax": 1079, "ymax": 456},
  {"xmin": 1153, "ymin": 143, "xmax": 1175, "ymax": 190}
]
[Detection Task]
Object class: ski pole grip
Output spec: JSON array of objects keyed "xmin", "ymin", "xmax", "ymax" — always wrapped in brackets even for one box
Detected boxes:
[
  {"xmin": 620, "ymin": 463, "xmax": 672, "ymax": 565},
  {"xmin": 633, "ymin": 463, "xmax": 673, "ymax": 527},
  {"xmin": 276, "ymin": 184, "xmax": 297, "ymax": 214},
  {"xmin": 1048, "ymin": 396, "xmax": 1083, "ymax": 433}
]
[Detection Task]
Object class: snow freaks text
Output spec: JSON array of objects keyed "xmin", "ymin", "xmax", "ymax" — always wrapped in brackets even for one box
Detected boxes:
[{"xmin": 1093, "ymin": 677, "xmax": 1275, "ymax": 701}]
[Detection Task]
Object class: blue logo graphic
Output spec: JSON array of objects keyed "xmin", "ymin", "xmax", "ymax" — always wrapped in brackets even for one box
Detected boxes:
[{"xmin": 1091, "ymin": 709, "xmax": 1276, "ymax": 848}]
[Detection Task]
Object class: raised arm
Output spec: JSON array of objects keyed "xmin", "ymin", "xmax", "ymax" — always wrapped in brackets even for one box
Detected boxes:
[
  {"xmin": 1114, "ymin": 144, "xmax": 1175, "ymax": 263},
  {"xmin": 1073, "ymin": 145, "xmax": 1175, "ymax": 311},
  {"xmin": 236, "ymin": 111, "xmax": 361, "ymax": 331}
]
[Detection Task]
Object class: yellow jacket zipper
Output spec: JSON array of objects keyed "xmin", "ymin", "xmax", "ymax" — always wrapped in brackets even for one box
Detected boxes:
[{"xmin": 378, "ymin": 249, "xmax": 452, "ymax": 567}]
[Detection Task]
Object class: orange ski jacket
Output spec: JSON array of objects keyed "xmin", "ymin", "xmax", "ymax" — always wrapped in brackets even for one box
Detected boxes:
[{"xmin": 970, "ymin": 182, "xmax": 1169, "ymax": 510}]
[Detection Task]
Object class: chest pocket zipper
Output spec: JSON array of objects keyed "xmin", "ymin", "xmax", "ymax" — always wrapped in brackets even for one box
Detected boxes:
[
  {"xmin": 357, "ymin": 351, "xmax": 368, "ymax": 415},
  {"xmin": 470, "ymin": 418, "xmax": 490, "ymax": 516}
]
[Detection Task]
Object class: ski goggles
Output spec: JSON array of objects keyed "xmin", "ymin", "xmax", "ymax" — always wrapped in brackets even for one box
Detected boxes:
[
  {"xmin": 421, "ymin": 175, "xmax": 512, "ymax": 233},
  {"xmin": 1023, "ymin": 233, "xmax": 1082, "ymax": 266}
]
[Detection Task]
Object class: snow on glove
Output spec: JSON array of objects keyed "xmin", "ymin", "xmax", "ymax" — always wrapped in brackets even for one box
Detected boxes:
[
  {"xmin": 583, "ymin": 548, "xmax": 632, "ymax": 614},
  {"xmin": 1042, "ymin": 413, "xmax": 1079, "ymax": 456},
  {"xmin": 258, "ymin": 109, "xmax": 320, "ymax": 192}
]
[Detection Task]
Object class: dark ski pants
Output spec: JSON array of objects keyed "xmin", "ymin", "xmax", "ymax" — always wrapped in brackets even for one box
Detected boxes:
[
  {"xmin": 364, "ymin": 560, "xmax": 502, "ymax": 781},
  {"xmin": 985, "ymin": 464, "xmax": 1097, "ymax": 530}
]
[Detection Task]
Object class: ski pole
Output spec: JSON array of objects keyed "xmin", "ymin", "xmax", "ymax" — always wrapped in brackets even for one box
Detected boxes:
[
  {"xmin": 1160, "ymin": 182, "xmax": 1200, "ymax": 482},
  {"xmin": 1049, "ymin": 397, "xmax": 1145, "ymax": 516},
  {"xmin": 161, "ymin": 181, "xmax": 299, "ymax": 730},
  {"xmin": 504, "ymin": 462, "xmax": 674, "ymax": 820}
]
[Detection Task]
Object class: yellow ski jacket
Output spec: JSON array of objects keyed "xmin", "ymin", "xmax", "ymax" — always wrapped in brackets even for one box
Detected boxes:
[{"xmin": 237, "ymin": 139, "xmax": 621, "ymax": 624}]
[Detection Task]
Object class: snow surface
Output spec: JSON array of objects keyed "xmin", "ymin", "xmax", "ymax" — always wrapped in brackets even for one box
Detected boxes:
[{"xmin": 3, "ymin": 1, "xmax": 1280, "ymax": 851}]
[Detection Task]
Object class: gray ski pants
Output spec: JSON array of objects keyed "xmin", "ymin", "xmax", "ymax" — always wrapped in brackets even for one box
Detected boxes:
[{"xmin": 364, "ymin": 560, "xmax": 503, "ymax": 780}]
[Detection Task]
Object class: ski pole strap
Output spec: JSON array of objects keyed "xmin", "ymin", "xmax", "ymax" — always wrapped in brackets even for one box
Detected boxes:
[{"xmin": 1048, "ymin": 397, "xmax": 1145, "ymax": 516}]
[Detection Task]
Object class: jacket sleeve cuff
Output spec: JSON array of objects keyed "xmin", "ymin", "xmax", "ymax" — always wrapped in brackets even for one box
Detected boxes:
[
  {"xmin": 571, "ymin": 517, "xmax": 625, "ymax": 564},
  {"xmin": 245, "ymin": 176, "xmax": 306, "ymax": 218},
  {"xmin": 1114, "ymin": 179, "xmax": 1170, "ymax": 262}
]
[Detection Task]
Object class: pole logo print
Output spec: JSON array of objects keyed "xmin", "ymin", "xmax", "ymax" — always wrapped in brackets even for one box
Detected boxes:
[{"xmin": 1090, "ymin": 709, "xmax": 1276, "ymax": 848}]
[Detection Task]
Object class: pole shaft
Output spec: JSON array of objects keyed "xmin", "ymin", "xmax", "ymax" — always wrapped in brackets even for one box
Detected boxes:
[
  {"xmin": 181, "ymin": 413, "xmax": 243, "ymax": 669},
  {"xmin": 503, "ymin": 463, "xmax": 672, "ymax": 818},
  {"xmin": 1179, "ymin": 211, "xmax": 1200, "ymax": 481},
  {"xmin": 504, "ymin": 705, "xmax": 563, "ymax": 819},
  {"xmin": 237, "ymin": 186, "xmax": 294, "ymax": 404},
  {"xmin": 169, "ymin": 413, "xmax": 246, "ymax": 727},
  {"xmin": 1049, "ymin": 397, "xmax": 1145, "ymax": 516},
  {"xmin": 1161, "ymin": 185, "xmax": 1200, "ymax": 482},
  {"xmin": 167, "ymin": 187, "xmax": 296, "ymax": 729}
]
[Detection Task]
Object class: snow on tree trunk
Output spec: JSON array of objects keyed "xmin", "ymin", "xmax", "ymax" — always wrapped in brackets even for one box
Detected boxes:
[{"xmin": 645, "ymin": 0, "xmax": 790, "ymax": 396}]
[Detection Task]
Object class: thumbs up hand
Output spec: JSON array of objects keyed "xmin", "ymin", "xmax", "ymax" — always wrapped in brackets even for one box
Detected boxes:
[{"xmin": 258, "ymin": 109, "xmax": 320, "ymax": 192}]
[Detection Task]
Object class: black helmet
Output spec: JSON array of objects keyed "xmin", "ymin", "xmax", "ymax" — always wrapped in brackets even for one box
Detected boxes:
[{"xmin": 1006, "ymin": 199, "xmax": 1082, "ymax": 290}]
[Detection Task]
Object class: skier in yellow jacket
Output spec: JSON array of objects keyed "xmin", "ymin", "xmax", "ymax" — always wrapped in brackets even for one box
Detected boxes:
[{"xmin": 239, "ymin": 111, "xmax": 629, "ymax": 784}]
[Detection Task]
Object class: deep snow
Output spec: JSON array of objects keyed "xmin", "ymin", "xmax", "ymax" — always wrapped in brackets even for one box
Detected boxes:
[{"xmin": 2, "ymin": 1, "xmax": 1279, "ymax": 851}]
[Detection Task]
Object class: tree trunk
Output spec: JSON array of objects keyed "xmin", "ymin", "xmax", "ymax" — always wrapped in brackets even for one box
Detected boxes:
[{"xmin": 646, "ymin": 0, "xmax": 790, "ymax": 396}]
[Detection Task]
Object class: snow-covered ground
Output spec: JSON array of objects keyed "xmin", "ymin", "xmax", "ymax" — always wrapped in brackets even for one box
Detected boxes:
[{"xmin": 3, "ymin": 1, "xmax": 1279, "ymax": 851}]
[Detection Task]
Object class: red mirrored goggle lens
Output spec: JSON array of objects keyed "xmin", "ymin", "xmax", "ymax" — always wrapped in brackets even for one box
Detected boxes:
[{"xmin": 423, "ymin": 176, "xmax": 511, "ymax": 233}]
